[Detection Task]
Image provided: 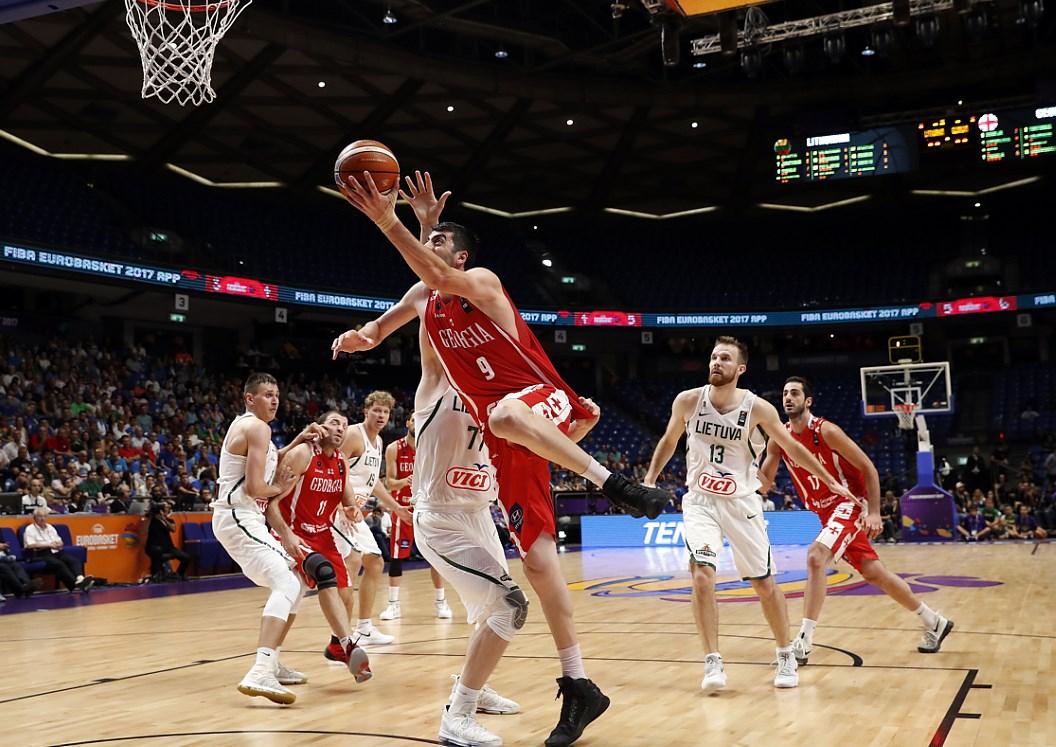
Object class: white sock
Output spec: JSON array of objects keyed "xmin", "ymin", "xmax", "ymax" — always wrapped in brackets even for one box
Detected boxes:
[
  {"xmin": 800, "ymin": 618, "xmax": 817, "ymax": 645},
  {"xmin": 388, "ymin": 586, "xmax": 400, "ymax": 603},
  {"xmin": 705, "ymin": 651, "xmax": 722, "ymax": 661},
  {"xmin": 339, "ymin": 635, "xmax": 354, "ymax": 647},
  {"xmin": 435, "ymin": 587, "xmax": 446, "ymax": 602},
  {"xmin": 915, "ymin": 603, "xmax": 939, "ymax": 629},
  {"xmin": 449, "ymin": 682, "xmax": 481, "ymax": 716},
  {"xmin": 356, "ymin": 618, "xmax": 372, "ymax": 632},
  {"xmin": 558, "ymin": 643, "xmax": 587, "ymax": 679},
  {"xmin": 777, "ymin": 644, "xmax": 793, "ymax": 656},
  {"xmin": 579, "ymin": 459, "xmax": 612, "ymax": 489},
  {"xmin": 255, "ymin": 647, "xmax": 277, "ymax": 671}
]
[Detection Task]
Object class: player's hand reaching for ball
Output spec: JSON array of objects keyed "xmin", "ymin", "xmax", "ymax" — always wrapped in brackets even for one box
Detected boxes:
[
  {"xmin": 400, "ymin": 170, "xmax": 451, "ymax": 229},
  {"xmin": 332, "ymin": 328, "xmax": 378, "ymax": 359},
  {"xmin": 340, "ymin": 172, "xmax": 399, "ymax": 230}
]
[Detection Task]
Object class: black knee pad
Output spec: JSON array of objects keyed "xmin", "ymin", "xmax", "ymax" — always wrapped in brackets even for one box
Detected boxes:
[
  {"xmin": 504, "ymin": 587, "xmax": 529, "ymax": 631},
  {"xmin": 389, "ymin": 558, "xmax": 403, "ymax": 578},
  {"xmin": 303, "ymin": 552, "xmax": 338, "ymax": 590}
]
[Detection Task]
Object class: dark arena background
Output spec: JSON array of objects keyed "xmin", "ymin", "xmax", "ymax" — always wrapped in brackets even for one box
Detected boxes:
[{"xmin": 0, "ymin": 1, "xmax": 1054, "ymax": 746}]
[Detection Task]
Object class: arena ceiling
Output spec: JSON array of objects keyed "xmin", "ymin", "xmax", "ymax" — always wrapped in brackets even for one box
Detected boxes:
[{"xmin": 0, "ymin": 0, "xmax": 1053, "ymax": 214}]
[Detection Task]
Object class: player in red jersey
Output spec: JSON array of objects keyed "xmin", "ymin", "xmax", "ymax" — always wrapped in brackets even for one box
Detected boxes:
[
  {"xmin": 333, "ymin": 171, "xmax": 672, "ymax": 746},
  {"xmin": 759, "ymin": 377, "xmax": 955, "ymax": 661},
  {"xmin": 379, "ymin": 413, "xmax": 452, "ymax": 621},
  {"xmin": 267, "ymin": 410, "xmax": 372, "ymax": 682}
]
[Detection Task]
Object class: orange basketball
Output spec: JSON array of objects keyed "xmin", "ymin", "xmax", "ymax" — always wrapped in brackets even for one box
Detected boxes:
[{"xmin": 334, "ymin": 139, "xmax": 400, "ymax": 194}]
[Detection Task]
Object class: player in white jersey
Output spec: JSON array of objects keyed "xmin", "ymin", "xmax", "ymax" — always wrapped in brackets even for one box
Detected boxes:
[
  {"xmin": 211, "ymin": 372, "xmax": 322, "ymax": 704},
  {"xmin": 645, "ymin": 337, "xmax": 856, "ymax": 692},
  {"xmin": 325, "ymin": 390, "xmax": 412, "ymax": 655},
  {"xmin": 412, "ymin": 323, "xmax": 522, "ymax": 747}
]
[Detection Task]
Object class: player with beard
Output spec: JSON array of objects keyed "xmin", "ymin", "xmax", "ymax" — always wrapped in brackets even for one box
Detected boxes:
[
  {"xmin": 758, "ymin": 376, "xmax": 954, "ymax": 661},
  {"xmin": 644, "ymin": 338, "xmax": 857, "ymax": 692},
  {"xmin": 269, "ymin": 409, "xmax": 372, "ymax": 683}
]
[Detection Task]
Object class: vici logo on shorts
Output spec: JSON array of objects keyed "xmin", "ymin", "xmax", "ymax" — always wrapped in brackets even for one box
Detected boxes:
[
  {"xmin": 446, "ymin": 465, "xmax": 492, "ymax": 491},
  {"xmin": 698, "ymin": 471, "xmax": 737, "ymax": 495}
]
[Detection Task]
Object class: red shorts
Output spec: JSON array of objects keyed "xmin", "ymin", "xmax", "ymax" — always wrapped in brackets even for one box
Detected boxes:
[
  {"xmin": 485, "ymin": 384, "xmax": 575, "ymax": 554},
  {"xmin": 813, "ymin": 500, "xmax": 879, "ymax": 573},
  {"xmin": 293, "ymin": 529, "xmax": 351, "ymax": 589},
  {"xmin": 390, "ymin": 505, "xmax": 414, "ymax": 560}
]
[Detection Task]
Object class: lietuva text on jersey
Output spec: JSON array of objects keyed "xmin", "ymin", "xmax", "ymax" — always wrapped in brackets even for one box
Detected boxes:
[
  {"xmin": 435, "ymin": 322, "xmax": 496, "ymax": 350},
  {"xmin": 692, "ymin": 420, "xmax": 743, "ymax": 441}
]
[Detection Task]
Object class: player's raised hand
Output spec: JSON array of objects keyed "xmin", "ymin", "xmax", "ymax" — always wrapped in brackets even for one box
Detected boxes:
[
  {"xmin": 399, "ymin": 170, "xmax": 451, "ymax": 228},
  {"xmin": 332, "ymin": 328, "xmax": 377, "ymax": 359},
  {"xmin": 340, "ymin": 172, "xmax": 398, "ymax": 227}
]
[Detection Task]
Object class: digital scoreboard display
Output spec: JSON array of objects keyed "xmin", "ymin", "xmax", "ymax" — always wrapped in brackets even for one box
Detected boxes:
[
  {"xmin": 918, "ymin": 115, "xmax": 975, "ymax": 150},
  {"xmin": 774, "ymin": 127, "xmax": 914, "ymax": 184},
  {"xmin": 977, "ymin": 106, "xmax": 1056, "ymax": 163}
]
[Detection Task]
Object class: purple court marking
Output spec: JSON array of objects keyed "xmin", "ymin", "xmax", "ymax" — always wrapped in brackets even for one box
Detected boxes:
[
  {"xmin": 0, "ymin": 574, "xmax": 253, "ymax": 616},
  {"xmin": 911, "ymin": 575, "xmax": 1003, "ymax": 588}
]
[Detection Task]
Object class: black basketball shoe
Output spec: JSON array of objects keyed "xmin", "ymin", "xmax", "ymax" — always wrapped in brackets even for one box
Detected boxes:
[
  {"xmin": 545, "ymin": 677, "xmax": 610, "ymax": 747},
  {"xmin": 601, "ymin": 473, "xmax": 670, "ymax": 520}
]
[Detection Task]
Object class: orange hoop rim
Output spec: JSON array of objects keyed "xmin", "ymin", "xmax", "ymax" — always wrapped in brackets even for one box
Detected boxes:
[
  {"xmin": 893, "ymin": 403, "xmax": 919, "ymax": 412},
  {"xmin": 135, "ymin": 0, "xmax": 232, "ymax": 11}
]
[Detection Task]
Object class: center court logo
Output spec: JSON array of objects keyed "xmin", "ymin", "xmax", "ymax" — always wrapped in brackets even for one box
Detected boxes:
[{"xmin": 568, "ymin": 571, "xmax": 1002, "ymax": 604}]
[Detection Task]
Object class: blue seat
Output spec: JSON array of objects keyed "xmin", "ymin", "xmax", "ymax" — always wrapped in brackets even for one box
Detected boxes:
[
  {"xmin": 1, "ymin": 526, "xmax": 47, "ymax": 575},
  {"xmin": 52, "ymin": 523, "xmax": 88, "ymax": 565},
  {"xmin": 181, "ymin": 522, "xmax": 208, "ymax": 575},
  {"xmin": 201, "ymin": 522, "xmax": 233, "ymax": 573}
]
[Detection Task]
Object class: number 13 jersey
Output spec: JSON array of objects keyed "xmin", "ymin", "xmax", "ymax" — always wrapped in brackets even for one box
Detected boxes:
[
  {"xmin": 685, "ymin": 385, "xmax": 766, "ymax": 501},
  {"xmin": 422, "ymin": 286, "xmax": 591, "ymax": 428}
]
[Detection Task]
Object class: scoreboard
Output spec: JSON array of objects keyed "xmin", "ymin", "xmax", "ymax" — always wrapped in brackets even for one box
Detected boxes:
[
  {"xmin": 774, "ymin": 127, "xmax": 914, "ymax": 183},
  {"xmin": 977, "ymin": 106, "xmax": 1056, "ymax": 163}
]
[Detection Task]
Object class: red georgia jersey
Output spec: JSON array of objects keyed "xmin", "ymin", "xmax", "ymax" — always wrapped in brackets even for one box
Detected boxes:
[
  {"xmin": 781, "ymin": 416, "xmax": 866, "ymax": 513},
  {"xmin": 392, "ymin": 437, "xmax": 415, "ymax": 506},
  {"xmin": 423, "ymin": 286, "xmax": 591, "ymax": 426},
  {"xmin": 279, "ymin": 446, "xmax": 346, "ymax": 535}
]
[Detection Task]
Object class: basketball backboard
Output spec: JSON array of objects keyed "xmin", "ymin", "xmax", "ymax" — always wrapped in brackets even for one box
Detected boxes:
[{"xmin": 860, "ymin": 361, "xmax": 953, "ymax": 417}]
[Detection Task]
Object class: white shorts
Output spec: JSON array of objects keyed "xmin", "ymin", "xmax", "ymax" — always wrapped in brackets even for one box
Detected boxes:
[
  {"xmin": 332, "ymin": 515, "xmax": 382, "ymax": 558},
  {"xmin": 212, "ymin": 506, "xmax": 297, "ymax": 590},
  {"xmin": 682, "ymin": 492, "xmax": 776, "ymax": 580},
  {"xmin": 415, "ymin": 506, "xmax": 516, "ymax": 625}
]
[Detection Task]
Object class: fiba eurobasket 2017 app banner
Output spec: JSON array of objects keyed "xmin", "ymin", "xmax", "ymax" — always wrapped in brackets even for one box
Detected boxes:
[{"xmin": 581, "ymin": 511, "xmax": 825, "ymax": 548}]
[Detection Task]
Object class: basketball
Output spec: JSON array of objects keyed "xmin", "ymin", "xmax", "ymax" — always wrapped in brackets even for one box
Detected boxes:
[{"xmin": 334, "ymin": 140, "xmax": 400, "ymax": 194}]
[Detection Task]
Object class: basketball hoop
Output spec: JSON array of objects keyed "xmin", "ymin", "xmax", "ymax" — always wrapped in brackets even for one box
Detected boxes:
[
  {"xmin": 894, "ymin": 402, "xmax": 919, "ymax": 431},
  {"xmin": 124, "ymin": 0, "xmax": 252, "ymax": 106}
]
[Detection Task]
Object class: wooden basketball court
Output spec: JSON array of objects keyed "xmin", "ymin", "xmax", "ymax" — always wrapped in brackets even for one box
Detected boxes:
[{"xmin": 2, "ymin": 542, "xmax": 1052, "ymax": 746}]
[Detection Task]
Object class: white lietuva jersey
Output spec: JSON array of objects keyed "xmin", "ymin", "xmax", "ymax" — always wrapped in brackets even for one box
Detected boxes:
[
  {"xmin": 213, "ymin": 412, "xmax": 277, "ymax": 513},
  {"xmin": 413, "ymin": 387, "xmax": 497, "ymax": 512},
  {"xmin": 684, "ymin": 386, "xmax": 766, "ymax": 502},
  {"xmin": 347, "ymin": 423, "xmax": 383, "ymax": 500}
]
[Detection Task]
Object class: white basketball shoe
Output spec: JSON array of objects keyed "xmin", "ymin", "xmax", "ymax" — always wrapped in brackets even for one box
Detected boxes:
[
  {"xmin": 380, "ymin": 602, "xmax": 401, "ymax": 620},
  {"xmin": 792, "ymin": 633, "xmax": 812, "ymax": 665},
  {"xmin": 918, "ymin": 615, "xmax": 954, "ymax": 653},
  {"xmin": 701, "ymin": 653, "xmax": 727, "ymax": 692},
  {"xmin": 439, "ymin": 705, "xmax": 503, "ymax": 746},
  {"xmin": 774, "ymin": 649, "xmax": 799, "ymax": 688},
  {"xmin": 275, "ymin": 660, "xmax": 307, "ymax": 685},
  {"xmin": 436, "ymin": 600, "xmax": 454, "ymax": 619},
  {"xmin": 237, "ymin": 665, "xmax": 296, "ymax": 704},
  {"xmin": 450, "ymin": 675, "xmax": 521, "ymax": 714},
  {"xmin": 356, "ymin": 622, "xmax": 395, "ymax": 646}
]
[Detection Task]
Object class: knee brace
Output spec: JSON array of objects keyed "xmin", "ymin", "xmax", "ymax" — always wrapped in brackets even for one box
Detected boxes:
[
  {"xmin": 485, "ymin": 587, "xmax": 529, "ymax": 641},
  {"xmin": 263, "ymin": 570, "xmax": 302, "ymax": 621},
  {"xmin": 388, "ymin": 558, "xmax": 403, "ymax": 578},
  {"xmin": 303, "ymin": 552, "xmax": 339, "ymax": 590}
]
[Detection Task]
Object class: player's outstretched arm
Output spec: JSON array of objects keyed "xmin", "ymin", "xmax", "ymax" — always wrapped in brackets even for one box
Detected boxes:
[
  {"xmin": 340, "ymin": 171, "xmax": 504, "ymax": 306},
  {"xmin": 644, "ymin": 389, "xmax": 698, "ymax": 486},
  {"xmin": 758, "ymin": 438, "xmax": 782, "ymax": 495},
  {"xmin": 370, "ymin": 479, "xmax": 412, "ymax": 525},
  {"xmin": 331, "ymin": 282, "xmax": 426, "ymax": 360},
  {"xmin": 754, "ymin": 401, "xmax": 860, "ymax": 506},
  {"xmin": 820, "ymin": 421, "xmax": 883, "ymax": 536},
  {"xmin": 401, "ymin": 170, "xmax": 450, "ymax": 243},
  {"xmin": 277, "ymin": 423, "xmax": 326, "ymax": 461}
]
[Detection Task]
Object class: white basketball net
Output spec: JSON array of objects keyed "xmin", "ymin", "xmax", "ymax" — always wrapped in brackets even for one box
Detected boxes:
[
  {"xmin": 894, "ymin": 402, "xmax": 919, "ymax": 431},
  {"xmin": 124, "ymin": 0, "xmax": 252, "ymax": 106}
]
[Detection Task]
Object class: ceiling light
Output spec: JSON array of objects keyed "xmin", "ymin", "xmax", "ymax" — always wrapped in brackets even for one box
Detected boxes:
[
  {"xmin": 383, "ymin": 7, "xmax": 397, "ymax": 24},
  {"xmin": 495, "ymin": 47, "xmax": 509, "ymax": 59},
  {"xmin": 566, "ymin": 119, "xmax": 574, "ymax": 126},
  {"xmin": 446, "ymin": 105, "xmax": 455, "ymax": 112},
  {"xmin": 823, "ymin": 33, "xmax": 846, "ymax": 63},
  {"xmin": 692, "ymin": 60, "xmax": 707, "ymax": 69},
  {"xmin": 317, "ymin": 81, "xmax": 326, "ymax": 88},
  {"xmin": 691, "ymin": 121, "xmax": 699, "ymax": 128},
  {"xmin": 861, "ymin": 45, "xmax": 875, "ymax": 57},
  {"xmin": 541, "ymin": 258, "xmax": 553, "ymax": 267},
  {"xmin": 974, "ymin": 201, "xmax": 981, "ymax": 207}
]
